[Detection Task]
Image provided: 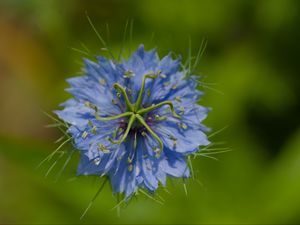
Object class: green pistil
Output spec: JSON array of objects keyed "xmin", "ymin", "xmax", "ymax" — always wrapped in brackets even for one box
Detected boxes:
[
  {"xmin": 113, "ymin": 83, "xmax": 134, "ymax": 111},
  {"xmin": 134, "ymin": 72, "xmax": 159, "ymax": 111},
  {"xmin": 108, "ymin": 114, "xmax": 136, "ymax": 144},
  {"xmin": 95, "ymin": 112, "xmax": 133, "ymax": 121},
  {"xmin": 90, "ymin": 72, "xmax": 182, "ymax": 154},
  {"xmin": 137, "ymin": 101, "xmax": 181, "ymax": 118},
  {"xmin": 136, "ymin": 114, "xmax": 164, "ymax": 155}
]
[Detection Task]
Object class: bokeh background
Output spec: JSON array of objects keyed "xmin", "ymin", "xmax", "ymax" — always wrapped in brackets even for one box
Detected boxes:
[{"xmin": 1, "ymin": 0, "xmax": 300, "ymax": 224}]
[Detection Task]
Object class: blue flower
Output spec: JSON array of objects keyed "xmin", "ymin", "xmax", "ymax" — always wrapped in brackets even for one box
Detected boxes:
[{"xmin": 55, "ymin": 44, "xmax": 210, "ymax": 199}]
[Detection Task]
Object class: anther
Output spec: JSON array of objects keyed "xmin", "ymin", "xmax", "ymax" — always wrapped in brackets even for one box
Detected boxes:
[
  {"xmin": 163, "ymin": 82, "xmax": 170, "ymax": 87},
  {"xmin": 94, "ymin": 158, "xmax": 101, "ymax": 165},
  {"xmin": 123, "ymin": 70, "xmax": 135, "ymax": 78},
  {"xmin": 98, "ymin": 144, "xmax": 110, "ymax": 153},
  {"xmin": 178, "ymin": 122, "xmax": 187, "ymax": 129},
  {"xmin": 91, "ymin": 126, "xmax": 97, "ymax": 134},
  {"xmin": 153, "ymin": 147, "xmax": 161, "ymax": 157},
  {"xmin": 84, "ymin": 101, "xmax": 98, "ymax": 112},
  {"xmin": 179, "ymin": 106, "xmax": 185, "ymax": 115},
  {"xmin": 128, "ymin": 164, "xmax": 133, "ymax": 172},
  {"xmin": 99, "ymin": 79, "xmax": 107, "ymax": 85},
  {"xmin": 155, "ymin": 114, "xmax": 167, "ymax": 121},
  {"xmin": 175, "ymin": 96, "xmax": 182, "ymax": 102},
  {"xmin": 82, "ymin": 131, "xmax": 88, "ymax": 139},
  {"xmin": 160, "ymin": 73, "xmax": 167, "ymax": 79},
  {"xmin": 88, "ymin": 120, "xmax": 93, "ymax": 127},
  {"xmin": 127, "ymin": 157, "xmax": 133, "ymax": 163}
]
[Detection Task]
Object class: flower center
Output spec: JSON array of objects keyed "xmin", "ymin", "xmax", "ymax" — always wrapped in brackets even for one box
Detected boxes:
[{"xmin": 91, "ymin": 72, "xmax": 180, "ymax": 155}]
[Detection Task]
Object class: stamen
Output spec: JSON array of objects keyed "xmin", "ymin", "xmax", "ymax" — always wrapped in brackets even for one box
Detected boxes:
[
  {"xmin": 82, "ymin": 131, "xmax": 88, "ymax": 139},
  {"xmin": 137, "ymin": 101, "xmax": 181, "ymax": 119},
  {"xmin": 154, "ymin": 114, "xmax": 167, "ymax": 121},
  {"xmin": 91, "ymin": 126, "xmax": 97, "ymax": 134},
  {"xmin": 153, "ymin": 147, "xmax": 161, "ymax": 158},
  {"xmin": 84, "ymin": 101, "xmax": 98, "ymax": 112},
  {"xmin": 163, "ymin": 82, "xmax": 170, "ymax": 87},
  {"xmin": 133, "ymin": 131, "xmax": 137, "ymax": 151},
  {"xmin": 179, "ymin": 106, "xmax": 185, "ymax": 115},
  {"xmin": 123, "ymin": 70, "xmax": 135, "ymax": 78},
  {"xmin": 160, "ymin": 73, "xmax": 167, "ymax": 78},
  {"xmin": 94, "ymin": 158, "xmax": 101, "ymax": 165},
  {"xmin": 175, "ymin": 96, "xmax": 182, "ymax": 102},
  {"xmin": 178, "ymin": 122, "xmax": 187, "ymax": 129},
  {"xmin": 127, "ymin": 157, "xmax": 133, "ymax": 163},
  {"xmin": 109, "ymin": 114, "xmax": 136, "ymax": 144},
  {"xmin": 98, "ymin": 144, "xmax": 110, "ymax": 153},
  {"xmin": 99, "ymin": 79, "xmax": 107, "ymax": 86},
  {"xmin": 128, "ymin": 164, "xmax": 133, "ymax": 172},
  {"xmin": 88, "ymin": 120, "xmax": 93, "ymax": 127}
]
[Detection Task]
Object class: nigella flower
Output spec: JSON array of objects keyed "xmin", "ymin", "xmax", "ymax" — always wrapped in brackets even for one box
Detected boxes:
[{"xmin": 55, "ymin": 44, "xmax": 210, "ymax": 199}]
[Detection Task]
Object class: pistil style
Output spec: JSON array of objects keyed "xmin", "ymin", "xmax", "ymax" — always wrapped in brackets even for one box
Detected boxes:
[{"xmin": 90, "ymin": 71, "xmax": 181, "ymax": 153}]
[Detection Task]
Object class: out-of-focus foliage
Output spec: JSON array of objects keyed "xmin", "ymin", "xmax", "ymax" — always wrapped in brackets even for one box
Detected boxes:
[{"xmin": 0, "ymin": 0, "xmax": 300, "ymax": 224}]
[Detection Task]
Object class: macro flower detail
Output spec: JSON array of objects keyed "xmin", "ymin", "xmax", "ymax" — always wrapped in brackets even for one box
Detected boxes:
[{"xmin": 55, "ymin": 44, "xmax": 210, "ymax": 199}]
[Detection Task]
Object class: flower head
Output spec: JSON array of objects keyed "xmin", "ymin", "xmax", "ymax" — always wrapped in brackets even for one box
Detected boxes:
[{"xmin": 55, "ymin": 44, "xmax": 210, "ymax": 199}]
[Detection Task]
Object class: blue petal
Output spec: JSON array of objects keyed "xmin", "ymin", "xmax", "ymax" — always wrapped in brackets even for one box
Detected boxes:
[
  {"xmin": 54, "ymin": 100, "xmax": 93, "ymax": 127},
  {"xmin": 156, "ymin": 104, "xmax": 210, "ymax": 131},
  {"xmin": 158, "ymin": 53, "xmax": 181, "ymax": 75},
  {"xmin": 159, "ymin": 150, "xmax": 190, "ymax": 178},
  {"xmin": 108, "ymin": 148, "xmax": 138, "ymax": 198},
  {"xmin": 66, "ymin": 77, "xmax": 121, "ymax": 116},
  {"xmin": 136, "ymin": 137, "xmax": 159, "ymax": 191},
  {"xmin": 77, "ymin": 154, "xmax": 103, "ymax": 175},
  {"xmin": 148, "ymin": 72, "xmax": 185, "ymax": 103},
  {"xmin": 77, "ymin": 142, "xmax": 124, "ymax": 176},
  {"xmin": 134, "ymin": 44, "xmax": 159, "ymax": 70},
  {"xmin": 153, "ymin": 120, "xmax": 210, "ymax": 154},
  {"xmin": 143, "ymin": 135, "xmax": 167, "ymax": 186},
  {"xmin": 91, "ymin": 57, "xmax": 124, "ymax": 86}
]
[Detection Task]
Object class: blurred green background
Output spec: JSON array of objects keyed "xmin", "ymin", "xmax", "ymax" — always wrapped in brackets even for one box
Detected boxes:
[{"xmin": 1, "ymin": 0, "xmax": 300, "ymax": 224}]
